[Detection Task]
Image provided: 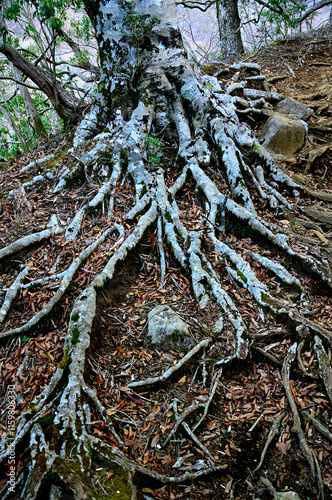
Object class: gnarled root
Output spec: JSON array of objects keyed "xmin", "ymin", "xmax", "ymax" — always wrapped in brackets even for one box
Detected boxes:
[{"xmin": 0, "ymin": 40, "xmax": 331, "ymax": 499}]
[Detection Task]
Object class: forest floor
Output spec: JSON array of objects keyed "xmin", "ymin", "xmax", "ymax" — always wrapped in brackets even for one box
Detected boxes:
[{"xmin": 0, "ymin": 26, "xmax": 332, "ymax": 500}]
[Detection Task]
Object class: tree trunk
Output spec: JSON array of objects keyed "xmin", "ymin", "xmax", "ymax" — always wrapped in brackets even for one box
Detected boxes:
[
  {"xmin": 0, "ymin": 42, "xmax": 83, "ymax": 126},
  {"xmin": 216, "ymin": 0, "xmax": 244, "ymax": 60},
  {"xmin": 9, "ymin": 62, "xmax": 48, "ymax": 139},
  {"xmin": 0, "ymin": 1, "xmax": 331, "ymax": 498},
  {"xmin": 0, "ymin": 102, "xmax": 29, "ymax": 155}
]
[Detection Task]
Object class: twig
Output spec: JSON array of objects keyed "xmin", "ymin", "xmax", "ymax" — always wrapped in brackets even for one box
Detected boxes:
[
  {"xmin": 254, "ymin": 411, "xmax": 285, "ymax": 472},
  {"xmin": 314, "ymin": 336, "xmax": 332, "ymax": 407},
  {"xmin": 164, "ymin": 402, "xmax": 204, "ymax": 447},
  {"xmin": 128, "ymin": 338, "xmax": 212, "ymax": 388},
  {"xmin": 182, "ymin": 421, "xmax": 216, "ymax": 462},
  {"xmin": 297, "ymin": 340, "xmax": 317, "ymax": 379},
  {"xmin": 282, "ymin": 344, "xmax": 323, "ymax": 498},
  {"xmin": 248, "ymin": 412, "xmax": 264, "ymax": 433},
  {"xmin": 193, "ymin": 368, "xmax": 222, "ymax": 431},
  {"xmin": 283, "ymin": 61, "xmax": 295, "ymax": 77},
  {"xmin": 96, "ymin": 479, "xmax": 110, "ymax": 498},
  {"xmin": 301, "ymin": 410, "xmax": 332, "ymax": 442}
]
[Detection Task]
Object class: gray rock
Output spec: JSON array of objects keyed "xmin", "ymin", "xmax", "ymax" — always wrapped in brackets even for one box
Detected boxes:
[
  {"xmin": 269, "ymin": 153, "xmax": 297, "ymax": 163},
  {"xmin": 260, "ymin": 114, "xmax": 306, "ymax": 155},
  {"xmin": 49, "ymin": 485, "xmax": 63, "ymax": 500},
  {"xmin": 145, "ymin": 305, "xmax": 194, "ymax": 352},
  {"xmin": 277, "ymin": 492, "xmax": 301, "ymax": 500},
  {"xmin": 276, "ymin": 97, "xmax": 313, "ymax": 121}
]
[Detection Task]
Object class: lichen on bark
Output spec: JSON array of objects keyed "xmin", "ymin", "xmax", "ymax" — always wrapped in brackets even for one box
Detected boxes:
[{"xmin": 0, "ymin": 1, "xmax": 331, "ymax": 499}]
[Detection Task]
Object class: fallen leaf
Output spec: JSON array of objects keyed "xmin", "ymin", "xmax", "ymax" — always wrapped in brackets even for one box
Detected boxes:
[
  {"xmin": 177, "ymin": 375, "xmax": 186, "ymax": 385},
  {"xmin": 142, "ymin": 488, "xmax": 155, "ymax": 494},
  {"xmin": 151, "ymin": 434, "xmax": 160, "ymax": 448},
  {"xmin": 276, "ymin": 442, "xmax": 286, "ymax": 452}
]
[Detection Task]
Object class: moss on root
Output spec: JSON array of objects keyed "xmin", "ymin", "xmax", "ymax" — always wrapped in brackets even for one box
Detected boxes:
[
  {"xmin": 58, "ymin": 349, "xmax": 70, "ymax": 368},
  {"xmin": 201, "ymin": 65, "xmax": 218, "ymax": 75},
  {"xmin": 47, "ymin": 455, "xmax": 133, "ymax": 500},
  {"xmin": 71, "ymin": 327, "xmax": 80, "ymax": 345}
]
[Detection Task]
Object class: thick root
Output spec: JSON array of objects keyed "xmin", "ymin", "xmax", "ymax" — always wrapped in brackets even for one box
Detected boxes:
[{"xmin": 0, "ymin": 38, "xmax": 331, "ymax": 500}]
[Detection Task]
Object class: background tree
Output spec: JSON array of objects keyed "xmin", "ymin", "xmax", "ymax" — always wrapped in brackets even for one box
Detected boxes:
[
  {"xmin": 216, "ymin": 0, "xmax": 244, "ymax": 59},
  {"xmin": 180, "ymin": 0, "xmax": 332, "ymax": 59},
  {"xmin": 178, "ymin": 6, "xmax": 220, "ymax": 63},
  {"xmin": 9, "ymin": 62, "xmax": 48, "ymax": 139},
  {"xmin": 0, "ymin": 0, "xmax": 331, "ymax": 498},
  {"xmin": 0, "ymin": 94, "xmax": 29, "ymax": 154},
  {"xmin": 0, "ymin": 0, "xmax": 98, "ymax": 128}
]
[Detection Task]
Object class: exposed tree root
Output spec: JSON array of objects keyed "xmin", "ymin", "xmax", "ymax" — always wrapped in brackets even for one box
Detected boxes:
[
  {"xmin": 193, "ymin": 368, "xmax": 223, "ymax": 432},
  {"xmin": 314, "ymin": 336, "xmax": 332, "ymax": 407},
  {"xmin": 254, "ymin": 411, "xmax": 286, "ymax": 472},
  {"xmin": 0, "ymin": 266, "xmax": 29, "ymax": 324},
  {"xmin": 128, "ymin": 338, "xmax": 212, "ymax": 388},
  {"xmin": 0, "ymin": 226, "xmax": 55, "ymax": 261},
  {"xmin": 297, "ymin": 340, "xmax": 317, "ymax": 379},
  {"xmin": 0, "ymin": 20, "xmax": 331, "ymax": 499},
  {"xmin": 282, "ymin": 343, "xmax": 324, "ymax": 499},
  {"xmin": 0, "ymin": 226, "xmax": 123, "ymax": 339},
  {"xmin": 302, "ymin": 410, "xmax": 332, "ymax": 442}
]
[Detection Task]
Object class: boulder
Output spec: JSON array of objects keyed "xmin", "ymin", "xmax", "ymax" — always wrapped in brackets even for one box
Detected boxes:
[
  {"xmin": 145, "ymin": 305, "xmax": 194, "ymax": 352},
  {"xmin": 260, "ymin": 114, "xmax": 306, "ymax": 155},
  {"xmin": 276, "ymin": 97, "xmax": 313, "ymax": 121},
  {"xmin": 277, "ymin": 492, "xmax": 301, "ymax": 500}
]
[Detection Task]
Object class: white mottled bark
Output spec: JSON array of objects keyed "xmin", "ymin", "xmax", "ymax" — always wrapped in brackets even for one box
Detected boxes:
[{"xmin": 0, "ymin": 1, "xmax": 331, "ymax": 498}]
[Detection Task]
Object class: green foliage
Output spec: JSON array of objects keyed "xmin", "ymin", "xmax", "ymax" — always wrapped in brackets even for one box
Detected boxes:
[
  {"xmin": 253, "ymin": 144, "xmax": 262, "ymax": 153},
  {"xmin": 69, "ymin": 14, "xmax": 94, "ymax": 44},
  {"xmin": 240, "ymin": 0, "xmax": 315, "ymax": 49},
  {"xmin": 0, "ymin": 140, "xmax": 19, "ymax": 158},
  {"xmin": 1, "ymin": 0, "xmax": 83, "ymax": 40},
  {"xmin": 124, "ymin": 2, "xmax": 159, "ymax": 45},
  {"xmin": 0, "ymin": 87, "xmax": 57, "ymax": 158},
  {"xmin": 146, "ymin": 135, "xmax": 164, "ymax": 163},
  {"xmin": 69, "ymin": 48, "xmax": 90, "ymax": 67},
  {"xmin": 256, "ymin": 0, "xmax": 307, "ymax": 37},
  {"xmin": 2, "ymin": 2, "xmax": 21, "ymax": 22},
  {"xmin": 123, "ymin": 1, "xmax": 159, "ymax": 66},
  {"xmin": 264, "ymin": 0, "xmax": 306, "ymax": 26}
]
